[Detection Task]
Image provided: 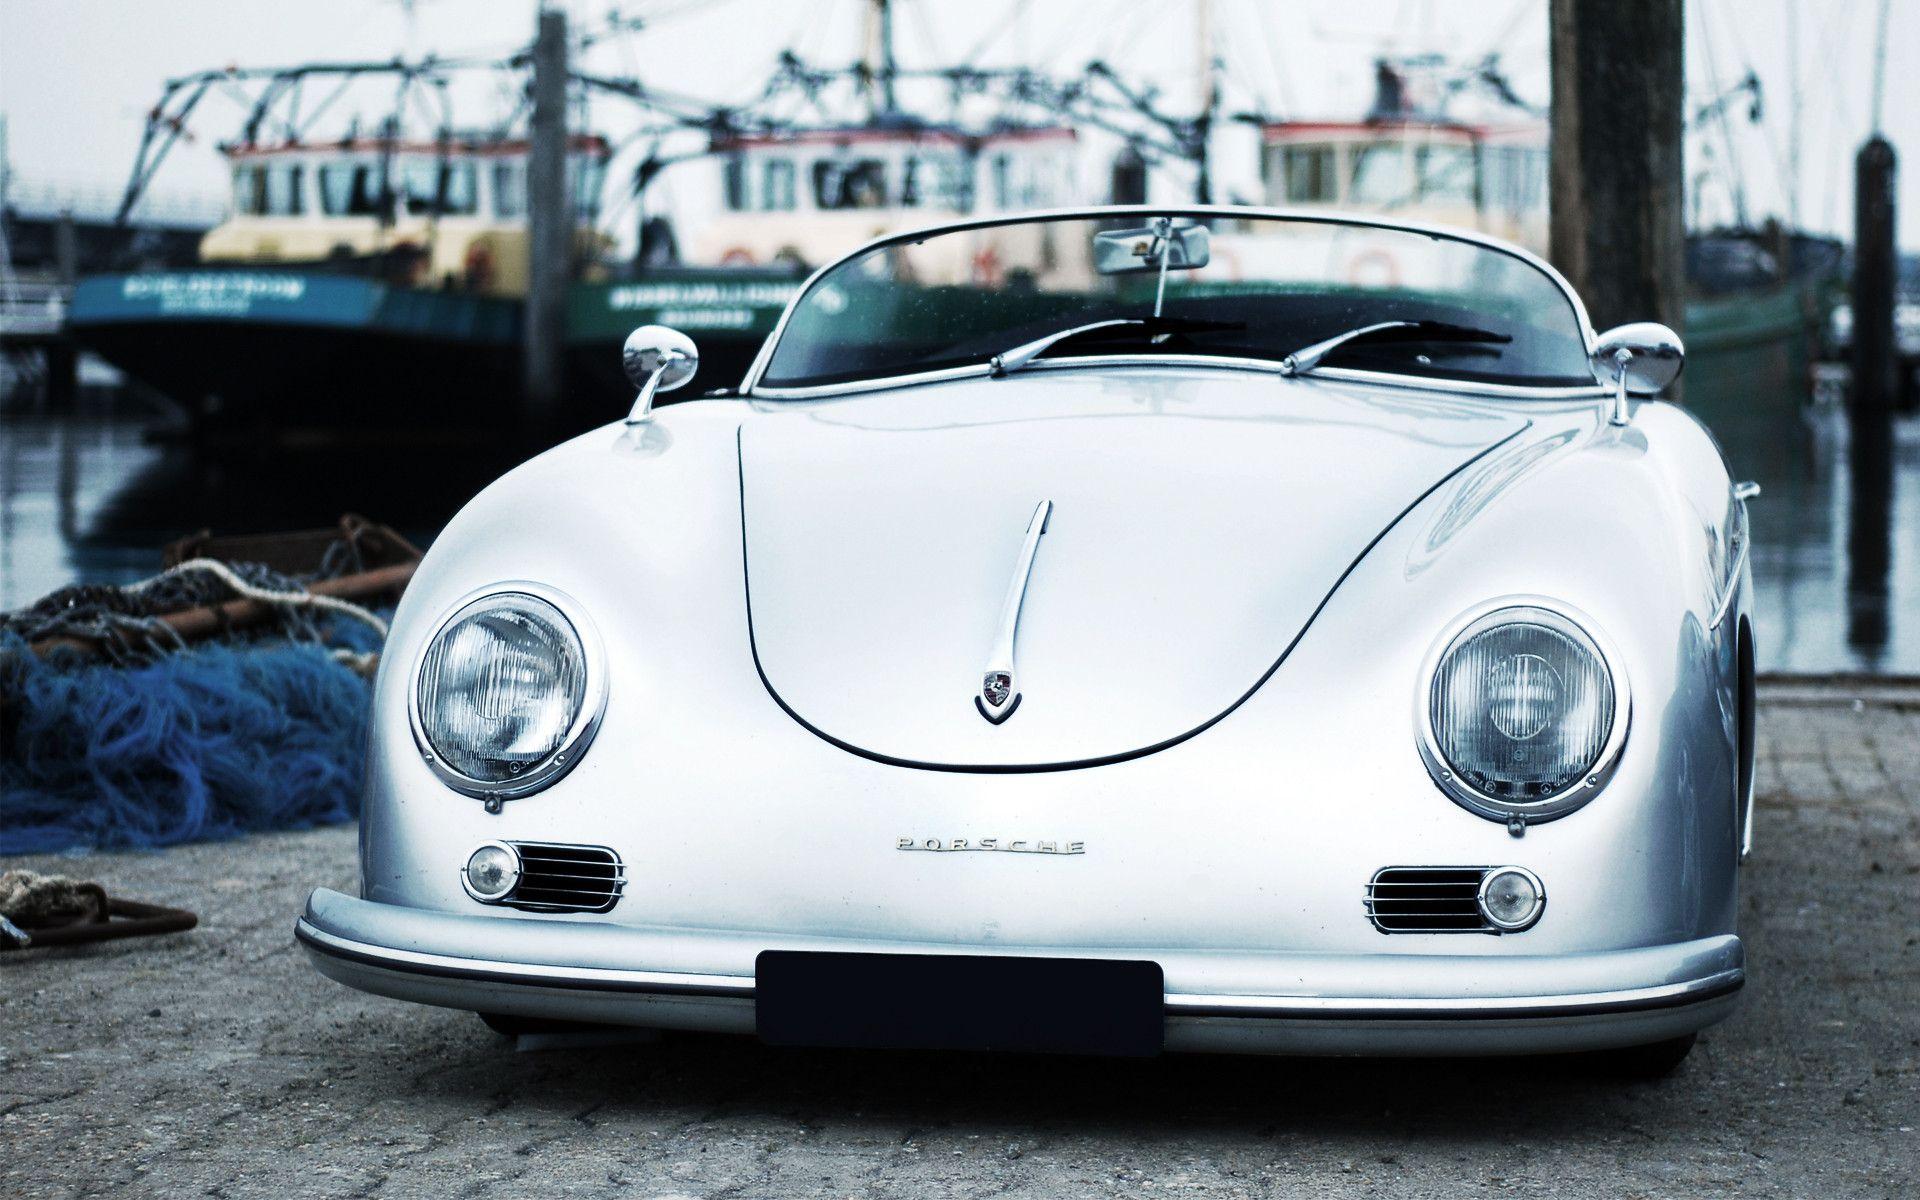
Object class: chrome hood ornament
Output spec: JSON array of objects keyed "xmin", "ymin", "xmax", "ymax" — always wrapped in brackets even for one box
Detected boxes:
[{"xmin": 976, "ymin": 499, "xmax": 1052, "ymax": 724}]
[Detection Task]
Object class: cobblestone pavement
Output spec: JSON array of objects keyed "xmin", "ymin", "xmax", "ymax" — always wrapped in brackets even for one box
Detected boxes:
[{"xmin": 4, "ymin": 686, "xmax": 1916, "ymax": 1199}]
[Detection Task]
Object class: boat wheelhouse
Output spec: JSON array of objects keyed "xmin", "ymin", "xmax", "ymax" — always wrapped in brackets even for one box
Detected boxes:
[
  {"xmin": 691, "ymin": 124, "xmax": 1079, "ymax": 271},
  {"xmin": 1260, "ymin": 118, "xmax": 1549, "ymax": 254},
  {"xmin": 203, "ymin": 133, "xmax": 612, "ymax": 296}
]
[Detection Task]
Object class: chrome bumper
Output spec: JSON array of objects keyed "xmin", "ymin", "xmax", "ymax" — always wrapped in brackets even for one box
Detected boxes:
[{"xmin": 297, "ymin": 888, "xmax": 1744, "ymax": 1056}]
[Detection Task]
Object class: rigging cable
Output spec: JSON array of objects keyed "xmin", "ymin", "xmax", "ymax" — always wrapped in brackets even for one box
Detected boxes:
[
  {"xmin": 1715, "ymin": 0, "xmax": 1792, "ymax": 229},
  {"xmin": 1691, "ymin": 0, "xmax": 1749, "ymax": 228},
  {"xmin": 1813, "ymin": 0, "xmax": 1862, "ymax": 232}
]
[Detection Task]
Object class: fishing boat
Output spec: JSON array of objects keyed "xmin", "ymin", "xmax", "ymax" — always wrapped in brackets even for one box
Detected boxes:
[
  {"xmin": 69, "ymin": 125, "xmax": 612, "ymax": 431},
  {"xmin": 565, "ymin": 120, "xmax": 1083, "ymax": 394},
  {"xmin": 1257, "ymin": 58, "xmax": 1843, "ymax": 407},
  {"xmin": 67, "ymin": 11, "xmax": 1103, "ymax": 426}
]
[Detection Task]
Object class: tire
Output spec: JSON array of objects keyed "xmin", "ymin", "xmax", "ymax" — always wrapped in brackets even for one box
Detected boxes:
[{"xmin": 1587, "ymin": 1033, "xmax": 1698, "ymax": 1079}]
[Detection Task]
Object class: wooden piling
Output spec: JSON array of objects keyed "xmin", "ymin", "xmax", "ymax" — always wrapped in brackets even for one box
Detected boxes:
[
  {"xmin": 1851, "ymin": 137, "xmax": 1898, "ymax": 413},
  {"xmin": 522, "ymin": 8, "xmax": 569, "ymax": 438},
  {"xmin": 1547, "ymin": 0, "xmax": 1687, "ymax": 335},
  {"xmin": 1847, "ymin": 135, "xmax": 1897, "ymax": 656}
]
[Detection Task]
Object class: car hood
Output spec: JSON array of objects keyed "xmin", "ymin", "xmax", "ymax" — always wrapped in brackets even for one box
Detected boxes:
[{"xmin": 738, "ymin": 369, "xmax": 1527, "ymax": 770}]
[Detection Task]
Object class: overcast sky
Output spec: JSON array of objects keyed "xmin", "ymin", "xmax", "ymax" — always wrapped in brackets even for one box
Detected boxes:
[{"xmin": 1, "ymin": 0, "xmax": 1914, "ymax": 248}]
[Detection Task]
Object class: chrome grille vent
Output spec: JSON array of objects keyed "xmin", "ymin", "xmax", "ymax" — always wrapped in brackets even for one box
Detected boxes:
[
  {"xmin": 1366, "ymin": 866, "xmax": 1492, "ymax": 933},
  {"xmin": 506, "ymin": 842, "xmax": 625, "ymax": 913}
]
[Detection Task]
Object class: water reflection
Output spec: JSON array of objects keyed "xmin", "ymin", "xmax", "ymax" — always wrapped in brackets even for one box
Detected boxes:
[
  {"xmin": 1, "ymin": 394, "xmax": 1915, "ymax": 673},
  {"xmin": 1713, "ymin": 400, "xmax": 1919, "ymax": 674},
  {"xmin": 1845, "ymin": 406, "xmax": 1896, "ymax": 665},
  {"xmin": 0, "ymin": 414, "xmax": 522, "ymax": 610}
]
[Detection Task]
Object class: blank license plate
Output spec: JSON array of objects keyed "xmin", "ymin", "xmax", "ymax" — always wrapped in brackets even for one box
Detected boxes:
[{"xmin": 755, "ymin": 951, "xmax": 1164, "ymax": 1057}]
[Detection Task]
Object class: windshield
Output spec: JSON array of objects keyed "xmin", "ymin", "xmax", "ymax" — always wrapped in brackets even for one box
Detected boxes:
[{"xmin": 755, "ymin": 211, "xmax": 1592, "ymax": 391}]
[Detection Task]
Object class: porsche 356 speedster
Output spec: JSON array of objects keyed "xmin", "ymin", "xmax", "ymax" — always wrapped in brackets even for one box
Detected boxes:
[{"xmin": 298, "ymin": 207, "xmax": 1755, "ymax": 1073}]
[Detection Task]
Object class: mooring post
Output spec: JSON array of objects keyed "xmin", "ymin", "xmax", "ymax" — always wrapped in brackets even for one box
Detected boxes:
[
  {"xmin": 522, "ymin": 7, "xmax": 570, "ymax": 440},
  {"xmin": 1847, "ymin": 134, "xmax": 1897, "ymax": 659},
  {"xmin": 1851, "ymin": 137, "xmax": 1898, "ymax": 415},
  {"xmin": 1547, "ymin": 0, "xmax": 1687, "ymax": 337}
]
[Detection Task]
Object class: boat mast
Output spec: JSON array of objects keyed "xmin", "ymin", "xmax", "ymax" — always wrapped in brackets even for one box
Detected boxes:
[
  {"xmin": 1193, "ymin": 0, "xmax": 1216, "ymax": 204},
  {"xmin": 1786, "ymin": 1, "xmax": 1800, "ymax": 230},
  {"xmin": 864, "ymin": 0, "xmax": 900, "ymax": 118}
]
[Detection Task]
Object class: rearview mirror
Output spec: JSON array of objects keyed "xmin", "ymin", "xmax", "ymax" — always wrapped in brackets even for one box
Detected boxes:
[
  {"xmin": 1094, "ymin": 220, "xmax": 1211, "ymax": 275},
  {"xmin": 1590, "ymin": 322, "xmax": 1684, "ymax": 425}
]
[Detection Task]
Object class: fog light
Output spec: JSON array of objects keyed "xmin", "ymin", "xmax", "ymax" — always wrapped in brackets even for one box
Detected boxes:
[
  {"xmin": 1478, "ymin": 866, "xmax": 1545, "ymax": 931},
  {"xmin": 463, "ymin": 842, "xmax": 521, "ymax": 903}
]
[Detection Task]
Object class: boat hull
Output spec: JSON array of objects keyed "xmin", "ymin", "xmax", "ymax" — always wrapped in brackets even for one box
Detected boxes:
[{"xmin": 67, "ymin": 272, "xmax": 526, "ymax": 429}]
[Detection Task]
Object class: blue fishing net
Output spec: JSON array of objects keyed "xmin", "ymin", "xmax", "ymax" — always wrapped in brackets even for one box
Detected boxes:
[{"xmin": 1, "ymin": 617, "xmax": 382, "ymax": 856}]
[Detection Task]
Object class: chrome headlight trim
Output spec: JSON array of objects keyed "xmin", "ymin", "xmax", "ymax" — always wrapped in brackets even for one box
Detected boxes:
[
  {"xmin": 1415, "ymin": 597, "xmax": 1631, "ymax": 826},
  {"xmin": 459, "ymin": 841, "xmax": 523, "ymax": 903},
  {"xmin": 1477, "ymin": 866, "xmax": 1547, "ymax": 931},
  {"xmin": 407, "ymin": 582, "xmax": 608, "ymax": 804}
]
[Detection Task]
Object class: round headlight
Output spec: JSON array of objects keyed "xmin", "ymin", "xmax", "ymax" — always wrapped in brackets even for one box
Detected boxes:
[
  {"xmin": 412, "ymin": 590, "xmax": 601, "ymax": 800},
  {"xmin": 1422, "ymin": 604, "xmax": 1624, "ymax": 824}
]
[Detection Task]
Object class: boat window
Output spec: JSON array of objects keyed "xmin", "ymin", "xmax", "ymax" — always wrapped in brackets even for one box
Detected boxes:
[
  {"xmin": 492, "ymin": 161, "xmax": 526, "ymax": 218},
  {"xmin": 318, "ymin": 162, "xmax": 384, "ymax": 217},
  {"xmin": 814, "ymin": 159, "xmax": 888, "ymax": 210},
  {"xmin": 1347, "ymin": 142, "xmax": 1410, "ymax": 206},
  {"xmin": 262, "ymin": 163, "xmax": 304, "ymax": 216},
  {"xmin": 988, "ymin": 153, "xmax": 1057, "ymax": 210},
  {"xmin": 1281, "ymin": 145, "xmax": 1338, "ymax": 203},
  {"xmin": 724, "ymin": 155, "xmax": 748, "ymax": 211},
  {"xmin": 1485, "ymin": 147, "xmax": 1514, "ymax": 215},
  {"xmin": 1414, "ymin": 144, "xmax": 1478, "ymax": 206},
  {"xmin": 381, "ymin": 157, "xmax": 478, "ymax": 217},
  {"xmin": 232, "ymin": 164, "xmax": 267, "ymax": 216},
  {"xmin": 1486, "ymin": 146, "xmax": 1545, "ymax": 218},
  {"xmin": 901, "ymin": 153, "xmax": 972, "ymax": 211},
  {"xmin": 393, "ymin": 158, "xmax": 434, "ymax": 216},
  {"xmin": 571, "ymin": 155, "xmax": 605, "ymax": 219},
  {"xmin": 758, "ymin": 212, "xmax": 1593, "ymax": 391},
  {"xmin": 440, "ymin": 161, "xmax": 478, "ymax": 215},
  {"xmin": 760, "ymin": 159, "xmax": 796, "ymax": 211},
  {"xmin": 1522, "ymin": 149, "xmax": 1547, "ymax": 213}
]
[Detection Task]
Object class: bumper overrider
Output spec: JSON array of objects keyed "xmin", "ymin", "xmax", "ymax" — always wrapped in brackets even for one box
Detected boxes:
[{"xmin": 296, "ymin": 888, "xmax": 1743, "ymax": 1056}]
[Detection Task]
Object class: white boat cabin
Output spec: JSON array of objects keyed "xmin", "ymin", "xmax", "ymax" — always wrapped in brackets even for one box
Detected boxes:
[
  {"xmin": 691, "ymin": 125, "xmax": 1078, "ymax": 270},
  {"xmin": 1261, "ymin": 120, "xmax": 1549, "ymax": 255},
  {"xmin": 202, "ymin": 134, "xmax": 611, "ymax": 296}
]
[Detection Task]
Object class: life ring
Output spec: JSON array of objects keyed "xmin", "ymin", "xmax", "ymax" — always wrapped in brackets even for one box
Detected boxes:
[
  {"xmin": 1347, "ymin": 247, "xmax": 1401, "ymax": 289},
  {"xmin": 971, "ymin": 245, "xmax": 1003, "ymax": 287},
  {"xmin": 719, "ymin": 247, "xmax": 756, "ymax": 266},
  {"xmin": 462, "ymin": 242, "xmax": 494, "ymax": 292}
]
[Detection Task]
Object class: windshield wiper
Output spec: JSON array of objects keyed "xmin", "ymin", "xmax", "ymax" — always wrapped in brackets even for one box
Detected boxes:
[
  {"xmin": 991, "ymin": 319, "xmax": 1142, "ymax": 376},
  {"xmin": 989, "ymin": 317, "xmax": 1247, "ymax": 377},
  {"xmin": 1279, "ymin": 320, "xmax": 1511, "ymax": 378}
]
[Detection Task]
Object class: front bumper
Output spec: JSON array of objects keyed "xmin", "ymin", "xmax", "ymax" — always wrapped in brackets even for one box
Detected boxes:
[{"xmin": 297, "ymin": 888, "xmax": 1743, "ymax": 1056}]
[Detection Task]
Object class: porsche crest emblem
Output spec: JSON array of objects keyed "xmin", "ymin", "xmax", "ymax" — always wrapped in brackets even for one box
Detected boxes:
[{"xmin": 982, "ymin": 671, "xmax": 1013, "ymax": 708}]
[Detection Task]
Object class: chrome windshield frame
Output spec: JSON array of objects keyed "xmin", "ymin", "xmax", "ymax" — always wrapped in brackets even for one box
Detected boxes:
[{"xmin": 739, "ymin": 204, "xmax": 1603, "ymax": 400}]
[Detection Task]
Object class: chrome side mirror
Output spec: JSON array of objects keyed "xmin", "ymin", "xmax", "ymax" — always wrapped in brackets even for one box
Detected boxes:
[
  {"xmin": 622, "ymin": 325, "xmax": 698, "ymax": 424},
  {"xmin": 1590, "ymin": 322, "xmax": 1684, "ymax": 425}
]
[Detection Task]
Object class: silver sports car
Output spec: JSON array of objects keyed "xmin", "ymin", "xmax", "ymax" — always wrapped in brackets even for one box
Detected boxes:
[{"xmin": 299, "ymin": 207, "xmax": 1754, "ymax": 1074}]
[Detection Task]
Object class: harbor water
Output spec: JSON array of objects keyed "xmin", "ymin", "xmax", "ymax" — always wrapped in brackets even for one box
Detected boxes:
[{"xmin": 2, "ymin": 374, "xmax": 1914, "ymax": 676}]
